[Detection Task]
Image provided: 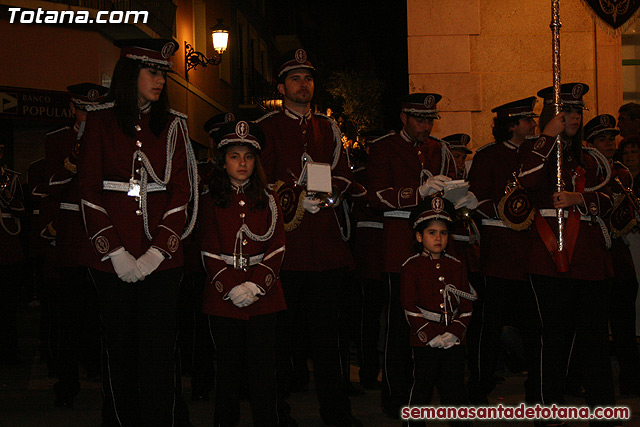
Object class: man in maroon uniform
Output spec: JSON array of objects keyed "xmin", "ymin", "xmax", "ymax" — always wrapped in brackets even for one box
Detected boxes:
[
  {"xmin": 466, "ymin": 96, "xmax": 539, "ymax": 403},
  {"xmin": 257, "ymin": 48, "xmax": 363, "ymax": 427},
  {"xmin": 0, "ymin": 147, "xmax": 25, "ymax": 365},
  {"xmin": 366, "ymin": 93, "xmax": 476, "ymax": 418},
  {"xmin": 44, "ymin": 83, "xmax": 108, "ymax": 407},
  {"xmin": 584, "ymin": 114, "xmax": 640, "ymax": 395}
]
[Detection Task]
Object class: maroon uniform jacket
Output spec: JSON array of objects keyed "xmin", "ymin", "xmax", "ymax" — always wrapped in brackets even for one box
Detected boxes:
[
  {"xmin": 400, "ymin": 252, "xmax": 473, "ymax": 347},
  {"xmin": 609, "ymin": 162, "xmax": 637, "ymax": 281},
  {"xmin": 367, "ymin": 130, "xmax": 456, "ymax": 273},
  {"xmin": 468, "ymin": 140, "xmax": 531, "ymax": 281},
  {"xmin": 200, "ymin": 186, "xmax": 286, "ymax": 320},
  {"xmin": 78, "ymin": 104, "xmax": 191, "ymax": 273},
  {"xmin": 0, "ymin": 168, "xmax": 25, "ymax": 265},
  {"xmin": 518, "ymin": 136, "xmax": 613, "ymax": 280},
  {"xmin": 44, "ymin": 125, "xmax": 87, "ymax": 267},
  {"xmin": 257, "ymin": 108, "xmax": 359, "ymax": 271}
]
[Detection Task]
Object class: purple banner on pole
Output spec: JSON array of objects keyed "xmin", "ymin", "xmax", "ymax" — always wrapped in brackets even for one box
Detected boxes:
[{"xmin": 583, "ymin": 0, "xmax": 640, "ymax": 29}]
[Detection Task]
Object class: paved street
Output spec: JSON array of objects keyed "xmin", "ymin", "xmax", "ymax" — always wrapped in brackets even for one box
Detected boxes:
[{"xmin": 2, "ymin": 303, "xmax": 639, "ymax": 426}]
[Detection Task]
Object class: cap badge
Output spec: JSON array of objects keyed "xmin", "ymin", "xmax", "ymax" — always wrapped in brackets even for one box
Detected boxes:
[
  {"xmin": 424, "ymin": 95, "xmax": 436, "ymax": 109},
  {"xmin": 236, "ymin": 121, "xmax": 250, "ymax": 139},
  {"xmin": 572, "ymin": 84, "xmax": 584, "ymax": 99},
  {"xmin": 460, "ymin": 134, "xmax": 469, "ymax": 144},
  {"xmin": 600, "ymin": 115, "xmax": 610, "ymax": 127},
  {"xmin": 431, "ymin": 196, "xmax": 444, "ymax": 213},
  {"xmin": 224, "ymin": 112, "xmax": 235, "ymax": 123},
  {"xmin": 87, "ymin": 89, "xmax": 100, "ymax": 101},
  {"xmin": 295, "ymin": 48, "xmax": 307, "ymax": 64},
  {"xmin": 161, "ymin": 42, "xmax": 176, "ymax": 59}
]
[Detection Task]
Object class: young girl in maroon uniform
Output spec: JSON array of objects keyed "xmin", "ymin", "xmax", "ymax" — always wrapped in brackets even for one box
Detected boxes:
[
  {"xmin": 401, "ymin": 197, "xmax": 475, "ymax": 426},
  {"xmin": 199, "ymin": 120, "xmax": 286, "ymax": 427}
]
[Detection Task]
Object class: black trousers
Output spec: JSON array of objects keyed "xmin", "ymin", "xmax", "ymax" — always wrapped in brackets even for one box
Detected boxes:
[
  {"xmin": 179, "ymin": 270, "xmax": 216, "ymax": 396},
  {"xmin": 52, "ymin": 266, "xmax": 100, "ymax": 397},
  {"xmin": 90, "ymin": 268, "xmax": 189, "ymax": 427},
  {"xmin": 381, "ymin": 272, "xmax": 412, "ymax": 415},
  {"xmin": 0, "ymin": 261, "xmax": 21, "ymax": 362},
  {"xmin": 277, "ymin": 269, "xmax": 352, "ymax": 424},
  {"xmin": 528, "ymin": 275, "xmax": 616, "ymax": 427},
  {"xmin": 357, "ymin": 276, "xmax": 385, "ymax": 384},
  {"xmin": 404, "ymin": 346, "xmax": 471, "ymax": 427},
  {"xmin": 609, "ymin": 276, "xmax": 640, "ymax": 388},
  {"xmin": 213, "ymin": 314, "xmax": 279, "ymax": 427},
  {"xmin": 466, "ymin": 276, "xmax": 539, "ymax": 403}
]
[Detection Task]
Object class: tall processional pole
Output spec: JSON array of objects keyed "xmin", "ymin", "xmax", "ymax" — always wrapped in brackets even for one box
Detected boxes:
[{"xmin": 551, "ymin": 0, "xmax": 564, "ymax": 251}]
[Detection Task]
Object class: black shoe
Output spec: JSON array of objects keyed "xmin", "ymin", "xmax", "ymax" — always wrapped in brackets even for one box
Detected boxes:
[
  {"xmin": 360, "ymin": 378, "xmax": 381, "ymax": 390},
  {"xmin": 325, "ymin": 415, "xmax": 363, "ymax": 427},
  {"xmin": 344, "ymin": 382, "xmax": 365, "ymax": 396},
  {"xmin": 191, "ymin": 390, "xmax": 209, "ymax": 401},
  {"xmin": 382, "ymin": 403, "xmax": 401, "ymax": 419},
  {"xmin": 54, "ymin": 393, "xmax": 74, "ymax": 408}
]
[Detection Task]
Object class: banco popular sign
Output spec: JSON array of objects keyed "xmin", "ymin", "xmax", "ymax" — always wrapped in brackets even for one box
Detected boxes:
[{"xmin": 0, "ymin": 86, "xmax": 73, "ymax": 122}]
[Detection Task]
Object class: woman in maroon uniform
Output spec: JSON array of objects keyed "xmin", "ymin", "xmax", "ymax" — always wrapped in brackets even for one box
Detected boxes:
[
  {"xmin": 518, "ymin": 84, "xmax": 619, "ymax": 427},
  {"xmin": 199, "ymin": 120, "xmax": 286, "ymax": 427},
  {"xmin": 78, "ymin": 39, "xmax": 197, "ymax": 427}
]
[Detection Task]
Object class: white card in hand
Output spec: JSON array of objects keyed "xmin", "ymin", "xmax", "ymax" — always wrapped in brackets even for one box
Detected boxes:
[
  {"xmin": 306, "ymin": 162, "xmax": 332, "ymax": 193},
  {"xmin": 443, "ymin": 180, "xmax": 468, "ymax": 203}
]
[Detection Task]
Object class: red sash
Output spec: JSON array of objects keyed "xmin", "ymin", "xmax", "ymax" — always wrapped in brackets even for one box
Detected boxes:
[{"xmin": 534, "ymin": 167, "xmax": 586, "ymax": 273}]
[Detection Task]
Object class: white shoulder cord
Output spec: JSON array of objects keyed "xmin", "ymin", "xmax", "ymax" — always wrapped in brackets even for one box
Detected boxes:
[
  {"xmin": 137, "ymin": 116, "xmax": 199, "ymax": 240},
  {"xmin": 233, "ymin": 192, "xmax": 279, "ymax": 259},
  {"xmin": 582, "ymin": 147, "xmax": 611, "ymax": 192},
  {"xmin": 440, "ymin": 142, "xmax": 455, "ymax": 176}
]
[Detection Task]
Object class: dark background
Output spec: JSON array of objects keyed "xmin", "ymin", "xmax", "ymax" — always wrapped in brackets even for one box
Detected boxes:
[{"xmin": 269, "ymin": 0, "xmax": 409, "ymax": 130}]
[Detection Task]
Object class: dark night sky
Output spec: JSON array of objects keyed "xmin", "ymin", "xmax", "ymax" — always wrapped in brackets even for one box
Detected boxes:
[{"xmin": 268, "ymin": 0, "xmax": 409, "ymax": 129}]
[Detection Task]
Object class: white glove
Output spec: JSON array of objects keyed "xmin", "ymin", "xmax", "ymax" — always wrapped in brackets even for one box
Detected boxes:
[
  {"xmin": 427, "ymin": 334, "xmax": 446, "ymax": 348},
  {"xmin": 418, "ymin": 175, "xmax": 451, "ymax": 197},
  {"xmin": 109, "ymin": 248, "xmax": 145, "ymax": 283},
  {"xmin": 302, "ymin": 196, "xmax": 321, "ymax": 214},
  {"xmin": 228, "ymin": 281, "xmax": 261, "ymax": 308},
  {"xmin": 136, "ymin": 247, "xmax": 165, "ymax": 277},
  {"xmin": 454, "ymin": 191, "xmax": 479, "ymax": 210},
  {"xmin": 440, "ymin": 332, "xmax": 460, "ymax": 349}
]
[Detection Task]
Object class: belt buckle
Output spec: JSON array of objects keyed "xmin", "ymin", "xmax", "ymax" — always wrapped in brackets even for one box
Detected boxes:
[
  {"xmin": 127, "ymin": 179, "xmax": 140, "ymax": 197},
  {"xmin": 233, "ymin": 253, "xmax": 249, "ymax": 271}
]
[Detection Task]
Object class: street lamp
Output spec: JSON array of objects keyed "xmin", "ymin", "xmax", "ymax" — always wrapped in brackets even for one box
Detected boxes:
[{"xmin": 185, "ymin": 19, "xmax": 229, "ymax": 81}]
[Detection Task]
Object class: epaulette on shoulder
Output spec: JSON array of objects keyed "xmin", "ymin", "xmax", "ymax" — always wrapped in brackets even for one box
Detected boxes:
[
  {"xmin": 371, "ymin": 130, "xmax": 396, "ymax": 144},
  {"xmin": 254, "ymin": 110, "xmax": 280, "ymax": 123},
  {"xmin": 46, "ymin": 126, "xmax": 70, "ymax": 136},
  {"xmin": 168, "ymin": 109, "xmax": 187, "ymax": 119},
  {"xmin": 474, "ymin": 141, "xmax": 496, "ymax": 154},
  {"xmin": 402, "ymin": 253, "xmax": 421, "ymax": 268},
  {"xmin": 444, "ymin": 253, "xmax": 462, "ymax": 263},
  {"xmin": 85, "ymin": 101, "xmax": 114, "ymax": 112}
]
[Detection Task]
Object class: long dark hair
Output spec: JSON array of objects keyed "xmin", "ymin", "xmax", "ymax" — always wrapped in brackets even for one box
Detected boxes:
[
  {"xmin": 208, "ymin": 144, "xmax": 268, "ymax": 210},
  {"xmin": 538, "ymin": 103, "xmax": 583, "ymax": 164},
  {"xmin": 106, "ymin": 57, "xmax": 170, "ymax": 138}
]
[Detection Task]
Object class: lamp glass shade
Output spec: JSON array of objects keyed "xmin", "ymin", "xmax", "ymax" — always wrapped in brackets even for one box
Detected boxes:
[{"xmin": 212, "ymin": 30, "xmax": 228, "ymax": 54}]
